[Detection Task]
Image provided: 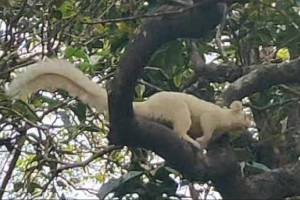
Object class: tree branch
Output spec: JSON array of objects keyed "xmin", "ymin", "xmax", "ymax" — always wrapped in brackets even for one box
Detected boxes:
[
  {"xmin": 244, "ymin": 161, "xmax": 300, "ymax": 199},
  {"xmin": 85, "ymin": 2, "xmax": 206, "ymax": 24},
  {"xmin": 0, "ymin": 135, "xmax": 26, "ymax": 199},
  {"xmin": 108, "ymin": 0, "xmax": 228, "ymax": 179},
  {"xmin": 56, "ymin": 145, "xmax": 121, "ymax": 173},
  {"xmin": 107, "ymin": 0, "xmax": 300, "ymax": 199},
  {"xmin": 223, "ymin": 58, "xmax": 300, "ymax": 105}
]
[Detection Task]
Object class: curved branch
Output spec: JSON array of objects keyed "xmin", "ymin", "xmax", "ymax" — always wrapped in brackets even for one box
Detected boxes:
[
  {"xmin": 108, "ymin": 0, "xmax": 225, "ymax": 143},
  {"xmin": 56, "ymin": 145, "xmax": 122, "ymax": 173},
  {"xmin": 107, "ymin": 0, "xmax": 300, "ymax": 199},
  {"xmin": 108, "ymin": 0, "xmax": 230, "ymax": 181}
]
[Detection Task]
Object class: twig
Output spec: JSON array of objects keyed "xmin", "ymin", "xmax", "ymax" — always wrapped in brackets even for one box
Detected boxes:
[
  {"xmin": 215, "ymin": 3, "xmax": 228, "ymax": 62},
  {"xmin": 0, "ymin": 138, "xmax": 14, "ymax": 152},
  {"xmin": 39, "ymin": 98, "xmax": 75, "ymax": 120},
  {"xmin": 278, "ymin": 84, "xmax": 300, "ymax": 97},
  {"xmin": 0, "ymin": 135, "xmax": 26, "ymax": 199},
  {"xmin": 56, "ymin": 145, "xmax": 121, "ymax": 172},
  {"xmin": 84, "ymin": 2, "xmax": 205, "ymax": 24},
  {"xmin": 138, "ymin": 79, "xmax": 164, "ymax": 92},
  {"xmin": 246, "ymin": 98, "xmax": 299, "ymax": 111},
  {"xmin": 38, "ymin": 174, "xmax": 56, "ymax": 197},
  {"xmin": 98, "ymin": 72, "xmax": 115, "ymax": 83},
  {"xmin": 0, "ymin": 53, "xmax": 41, "ymax": 76},
  {"xmin": 189, "ymin": 183, "xmax": 200, "ymax": 200},
  {"xmin": 59, "ymin": 175, "xmax": 98, "ymax": 195},
  {"xmin": 144, "ymin": 66, "xmax": 170, "ymax": 81},
  {"xmin": 0, "ymin": 106, "xmax": 46, "ymax": 130}
]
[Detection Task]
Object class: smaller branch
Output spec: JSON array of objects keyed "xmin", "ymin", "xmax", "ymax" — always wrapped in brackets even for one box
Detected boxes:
[
  {"xmin": 144, "ymin": 66, "xmax": 170, "ymax": 81},
  {"xmin": 180, "ymin": 42, "xmax": 205, "ymax": 91},
  {"xmin": 138, "ymin": 79, "xmax": 164, "ymax": 92},
  {"xmin": 215, "ymin": 3, "xmax": 228, "ymax": 62},
  {"xmin": 56, "ymin": 145, "xmax": 121, "ymax": 173},
  {"xmin": 0, "ymin": 138, "xmax": 14, "ymax": 152},
  {"xmin": 39, "ymin": 98, "xmax": 75, "ymax": 120},
  {"xmin": 0, "ymin": 53, "xmax": 41, "ymax": 76},
  {"xmin": 0, "ymin": 135, "xmax": 26, "ymax": 199},
  {"xmin": 223, "ymin": 58, "xmax": 300, "ymax": 105},
  {"xmin": 84, "ymin": 2, "xmax": 206, "ymax": 24},
  {"xmin": 98, "ymin": 72, "xmax": 115, "ymax": 83},
  {"xmin": 190, "ymin": 41, "xmax": 206, "ymax": 70},
  {"xmin": 189, "ymin": 183, "xmax": 200, "ymax": 200},
  {"xmin": 41, "ymin": 10, "xmax": 46, "ymax": 58},
  {"xmin": 0, "ymin": 106, "xmax": 46, "ymax": 130},
  {"xmin": 278, "ymin": 84, "xmax": 300, "ymax": 97},
  {"xmin": 246, "ymin": 98, "xmax": 299, "ymax": 111},
  {"xmin": 97, "ymin": 0, "xmax": 116, "ymax": 19},
  {"xmin": 38, "ymin": 175, "xmax": 56, "ymax": 197},
  {"xmin": 59, "ymin": 175, "xmax": 98, "ymax": 195},
  {"xmin": 10, "ymin": 0, "xmax": 28, "ymax": 25},
  {"xmin": 0, "ymin": 50, "xmax": 18, "ymax": 63}
]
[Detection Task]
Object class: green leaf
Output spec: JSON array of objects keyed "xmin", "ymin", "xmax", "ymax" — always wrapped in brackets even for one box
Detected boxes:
[
  {"xmin": 95, "ymin": 172, "xmax": 106, "ymax": 183},
  {"xmin": 13, "ymin": 100, "xmax": 39, "ymax": 122},
  {"xmin": 70, "ymin": 102, "xmax": 87, "ymax": 122},
  {"xmin": 27, "ymin": 182, "xmax": 42, "ymax": 194},
  {"xmin": 173, "ymin": 74, "xmax": 183, "ymax": 88},
  {"xmin": 150, "ymin": 41, "xmax": 184, "ymax": 71},
  {"xmin": 52, "ymin": 10, "xmax": 63, "ymax": 19},
  {"xmin": 65, "ymin": 46, "xmax": 89, "ymax": 62},
  {"xmin": 14, "ymin": 182, "xmax": 23, "ymax": 192},
  {"xmin": 79, "ymin": 62, "xmax": 94, "ymax": 73},
  {"xmin": 58, "ymin": 0, "xmax": 77, "ymax": 19}
]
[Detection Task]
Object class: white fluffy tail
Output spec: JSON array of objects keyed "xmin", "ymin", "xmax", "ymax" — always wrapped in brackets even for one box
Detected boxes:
[{"xmin": 6, "ymin": 59, "xmax": 108, "ymax": 112}]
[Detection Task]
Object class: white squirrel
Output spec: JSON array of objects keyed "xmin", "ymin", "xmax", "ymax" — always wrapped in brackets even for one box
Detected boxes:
[{"xmin": 6, "ymin": 59, "xmax": 251, "ymax": 149}]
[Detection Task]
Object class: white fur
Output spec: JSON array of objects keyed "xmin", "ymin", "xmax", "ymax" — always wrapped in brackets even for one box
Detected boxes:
[
  {"xmin": 6, "ymin": 59, "xmax": 108, "ymax": 112},
  {"xmin": 6, "ymin": 59, "xmax": 251, "ymax": 149},
  {"xmin": 134, "ymin": 92, "xmax": 251, "ymax": 148}
]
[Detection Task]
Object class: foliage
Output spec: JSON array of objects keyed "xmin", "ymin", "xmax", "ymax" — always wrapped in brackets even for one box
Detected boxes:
[{"xmin": 0, "ymin": 0, "xmax": 299, "ymax": 199}]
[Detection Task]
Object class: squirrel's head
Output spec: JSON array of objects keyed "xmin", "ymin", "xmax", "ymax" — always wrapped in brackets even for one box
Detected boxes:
[{"xmin": 229, "ymin": 101, "xmax": 252, "ymax": 129}]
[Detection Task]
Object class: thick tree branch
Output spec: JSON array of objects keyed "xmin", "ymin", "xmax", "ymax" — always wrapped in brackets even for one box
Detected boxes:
[
  {"xmin": 214, "ymin": 160, "xmax": 300, "ymax": 199},
  {"xmin": 107, "ymin": 0, "xmax": 300, "ymax": 199},
  {"xmin": 108, "ymin": 0, "xmax": 225, "ymax": 143},
  {"xmin": 223, "ymin": 58, "xmax": 300, "ymax": 105},
  {"xmin": 244, "ymin": 161, "xmax": 300, "ymax": 199},
  {"xmin": 198, "ymin": 62, "xmax": 243, "ymax": 82},
  {"xmin": 108, "ymin": 0, "xmax": 229, "ymax": 181}
]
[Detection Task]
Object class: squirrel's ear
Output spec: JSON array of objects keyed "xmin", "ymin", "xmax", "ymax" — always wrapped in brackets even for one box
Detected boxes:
[{"xmin": 230, "ymin": 101, "xmax": 243, "ymax": 112}]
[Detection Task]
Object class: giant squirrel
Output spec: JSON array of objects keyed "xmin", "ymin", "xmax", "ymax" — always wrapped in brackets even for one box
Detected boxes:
[{"xmin": 6, "ymin": 59, "xmax": 251, "ymax": 149}]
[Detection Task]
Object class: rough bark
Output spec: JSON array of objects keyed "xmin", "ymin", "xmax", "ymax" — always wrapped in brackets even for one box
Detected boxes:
[
  {"xmin": 244, "ymin": 161, "xmax": 300, "ymax": 199},
  {"xmin": 108, "ymin": 1, "xmax": 300, "ymax": 199},
  {"xmin": 108, "ymin": 0, "xmax": 225, "ymax": 143},
  {"xmin": 197, "ymin": 62, "xmax": 243, "ymax": 83},
  {"xmin": 223, "ymin": 58, "xmax": 300, "ymax": 105},
  {"xmin": 286, "ymin": 102, "xmax": 300, "ymax": 163}
]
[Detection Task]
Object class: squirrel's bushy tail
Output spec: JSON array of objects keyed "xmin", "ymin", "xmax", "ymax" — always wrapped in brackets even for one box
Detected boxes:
[{"xmin": 6, "ymin": 59, "xmax": 108, "ymax": 112}]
